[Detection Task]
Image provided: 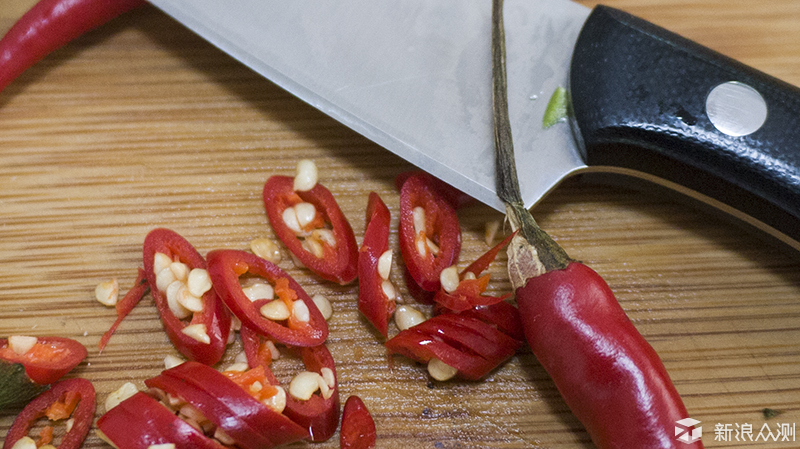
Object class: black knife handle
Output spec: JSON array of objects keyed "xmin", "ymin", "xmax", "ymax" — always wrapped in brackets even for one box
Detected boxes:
[{"xmin": 570, "ymin": 5, "xmax": 800, "ymax": 248}]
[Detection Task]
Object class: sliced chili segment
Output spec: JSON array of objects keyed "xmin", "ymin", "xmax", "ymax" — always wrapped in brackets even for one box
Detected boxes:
[
  {"xmin": 340, "ymin": 395, "xmax": 377, "ymax": 449},
  {"xmin": 143, "ymin": 228, "xmax": 231, "ymax": 366},
  {"xmin": 207, "ymin": 249, "xmax": 328, "ymax": 347},
  {"xmin": 263, "ymin": 175, "xmax": 358, "ymax": 284},
  {"xmin": 357, "ymin": 192, "xmax": 396, "ymax": 337},
  {"xmin": 397, "ymin": 172, "xmax": 461, "ymax": 293},
  {"xmin": 282, "ymin": 344, "xmax": 340, "ymax": 442},
  {"xmin": 98, "ymin": 268, "xmax": 149, "ymax": 352},
  {"xmin": 3, "ymin": 378, "xmax": 95, "ymax": 449},
  {"xmin": 0, "ymin": 336, "xmax": 87, "ymax": 385}
]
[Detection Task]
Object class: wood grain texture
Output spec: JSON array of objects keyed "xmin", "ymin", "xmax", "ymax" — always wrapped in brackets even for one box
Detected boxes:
[{"xmin": 1, "ymin": 1, "xmax": 799, "ymax": 448}]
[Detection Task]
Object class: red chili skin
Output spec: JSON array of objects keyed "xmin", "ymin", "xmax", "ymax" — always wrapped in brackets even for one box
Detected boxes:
[
  {"xmin": 207, "ymin": 249, "xmax": 328, "ymax": 347},
  {"xmin": 434, "ymin": 301, "xmax": 525, "ymax": 342},
  {"xmin": 3, "ymin": 378, "xmax": 95, "ymax": 449},
  {"xmin": 146, "ymin": 361, "xmax": 309, "ymax": 449},
  {"xmin": 143, "ymin": 228, "xmax": 231, "ymax": 366},
  {"xmin": 0, "ymin": 0, "xmax": 145, "ymax": 94},
  {"xmin": 340, "ymin": 395, "xmax": 377, "ymax": 449},
  {"xmin": 516, "ymin": 262, "xmax": 703, "ymax": 449},
  {"xmin": 395, "ymin": 171, "xmax": 473, "ymax": 209},
  {"xmin": 357, "ymin": 192, "xmax": 396, "ymax": 337},
  {"xmin": 240, "ymin": 324, "xmax": 280, "ymax": 384},
  {"xmin": 385, "ymin": 312, "xmax": 522, "ymax": 380},
  {"xmin": 0, "ymin": 337, "xmax": 87, "ymax": 385},
  {"xmin": 263, "ymin": 175, "xmax": 358, "ymax": 284},
  {"xmin": 398, "ymin": 172, "xmax": 461, "ymax": 292},
  {"xmin": 98, "ymin": 268, "xmax": 149, "ymax": 352},
  {"xmin": 96, "ymin": 392, "xmax": 226, "ymax": 449},
  {"xmin": 282, "ymin": 344, "xmax": 341, "ymax": 442}
]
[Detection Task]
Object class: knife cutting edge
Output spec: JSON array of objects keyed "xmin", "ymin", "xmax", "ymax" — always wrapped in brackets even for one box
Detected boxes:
[{"xmin": 146, "ymin": 0, "xmax": 800, "ymax": 251}]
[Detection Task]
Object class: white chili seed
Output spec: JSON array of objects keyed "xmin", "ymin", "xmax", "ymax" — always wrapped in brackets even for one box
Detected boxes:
[
  {"xmin": 292, "ymin": 300, "xmax": 311, "ymax": 323},
  {"xmin": 95, "ymin": 279, "xmax": 119, "ymax": 307},
  {"xmin": 169, "ymin": 261, "xmax": 189, "ymax": 283},
  {"xmin": 8, "ymin": 335, "xmax": 37, "ymax": 355},
  {"xmin": 166, "ymin": 281, "xmax": 192, "ymax": 320},
  {"xmin": 243, "ymin": 282, "xmax": 274, "ymax": 302},
  {"xmin": 187, "ymin": 268, "xmax": 212, "ymax": 297},
  {"xmin": 311, "ymin": 229, "xmax": 336, "ymax": 247},
  {"xmin": 312, "ymin": 294, "xmax": 333, "ymax": 320},
  {"xmin": 164, "ymin": 354, "xmax": 184, "ymax": 370},
  {"xmin": 381, "ymin": 280, "xmax": 397, "ymax": 301},
  {"xmin": 320, "ymin": 367, "xmax": 335, "ymax": 389},
  {"xmin": 426, "ymin": 237, "xmax": 440, "ymax": 256},
  {"xmin": 65, "ymin": 418, "xmax": 74, "ymax": 433},
  {"xmin": 181, "ymin": 324, "xmax": 210, "ymax": 344},
  {"xmin": 262, "ymin": 386, "xmax": 287, "ymax": 413},
  {"xmin": 463, "ymin": 271, "xmax": 477, "ymax": 281},
  {"xmin": 260, "ymin": 300, "xmax": 291, "ymax": 321},
  {"xmin": 153, "ymin": 252, "xmax": 173, "ymax": 275},
  {"xmin": 9, "ymin": 437, "xmax": 37, "ymax": 449},
  {"xmin": 176, "ymin": 286, "xmax": 204, "ymax": 313},
  {"xmin": 250, "ymin": 238, "xmax": 282, "ymax": 263},
  {"xmin": 485, "ymin": 220, "xmax": 501, "ymax": 246},
  {"xmin": 293, "ymin": 202, "xmax": 317, "ymax": 229},
  {"xmin": 225, "ymin": 362, "xmax": 249, "ymax": 373},
  {"xmin": 394, "ymin": 305, "xmax": 426, "ymax": 331},
  {"xmin": 377, "ymin": 250, "xmax": 393, "ymax": 280},
  {"xmin": 301, "ymin": 237, "xmax": 325, "ymax": 258},
  {"xmin": 440, "ymin": 265, "xmax": 460, "ymax": 294},
  {"xmin": 105, "ymin": 382, "xmax": 139, "ymax": 412},
  {"xmin": 412, "ymin": 206, "xmax": 426, "ymax": 235},
  {"xmin": 293, "ymin": 159, "xmax": 319, "ymax": 192},
  {"xmin": 265, "ymin": 340, "xmax": 280, "ymax": 360},
  {"xmin": 156, "ymin": 267, "xmax": 178, "ymax": 293},
  {"xmin": 213, "ymin": 428, "xmax": 236, "ymax": 446},
  {"xmin": 415, "ymin": 236, "xmax": 428, "ymax": 257},
  {"xmin": 289, "ymin": 371, "xmax": 323, "ymax": 401},
  {"xmin": 282, "ymin": 207, "xmax": 303, "ymax": 234},
  {"xmin": 148, "ymin": 445, "xmax": 176, "ymax": 449},
  {"xmin": 234, "ymin": 350, "xmax": 248, "ymax": 364},
  {"xmin": 427, "ymin": 357, "xmax": 458, "ymax": 381}
]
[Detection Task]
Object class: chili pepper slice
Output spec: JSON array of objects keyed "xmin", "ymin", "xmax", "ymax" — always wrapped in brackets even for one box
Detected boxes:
[
  {"xmin": 143, "ymin": 228, "xmax": 231, "ymax": 366},
  {"xmin": 385, "ymin": 312, "xmax": 522, "ymax": 380},
  {"xmin": 263, "ymin": 175, "xmax": 358, "ymax": 284},
  {"xmin": 239, "ymin": 324, "xmax": 280, "ymax": 384},
  {"xmin": 146, "ymin": 361, "xmax": 309, "ymax": 449},
  {"xmin": 3, "ymin": 378, "xmax": 95, "ymax": 449},
  {"xmin": 96, "ymin": 392, "xmax": 226, "ymax": 449},
  {"xmin": 516, "ymin": 262, "xmax": 702, "ymax": 448},
  {"xmin": 282, "ymin": 344, "xmax": 340, "ymax": 442},
  {"xmin": 395, "ymin": 171, "xmax": 473, "ymax": 209},
  {"xmin": 340, "ymin": 395, "xmax": 377, "ymax": 449},
  {"xmin": 207, "ymin": 249, "xmax": 328, "ymax": 347},
  {"xmin": 435, "ymin": 301, "xmax": 525, "ymax": 342},
  {"xmin": 0, "ymin": 336, "xmax": 87, "ymax": 386},
  {"xmin": 397, "ymin": 172, "xmax": 461, "ymax": 293},
  {"xmin": 98, "ymin": 268, "xmax": 149, "ymax": 352},
  {"xmin": 357, "ymin": 192, "xmax": 396, "ymax": 337},
  {"xmin": 0, "ymin": 0, "xmax": 145, "ymax": 94}
]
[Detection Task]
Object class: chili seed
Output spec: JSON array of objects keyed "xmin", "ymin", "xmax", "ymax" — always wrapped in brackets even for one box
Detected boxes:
[
  {"xmin": 156, "ymin": 267, "xmax": 178, "ymax": 293},
  {"xmin": 320, "ymin": 367, "xmax": 335, "ymax": 389},
  {"xmin": 311, "ymin": 229, "xmax": 336, "ymax": 247},
  {"xmin": 282, "ymin": 207, "xmax": 303, "ymax": 234},
  {"xmin": 148, "ymin": 445, "xmax": 176, "ymax": 449},
  {"xmin": 214, "ymin": 428, "xmax": 236, "ymax": 446},
  {"xmin": 294, "ymin": 202, "xmax": 317, "ymax": 229},
  {"xmin": 412, "ymin": 206, "xmax": 426, "ymax": 235},
  {"xmin": 394, "ymin": 305, "xmax": 426, "ymax": 331},
  {"xmin": 292, "ymin": 299, "xmax": 311, "ymax": 322},
  {"xmin": 95, "ymin": 278, "xmax": 119, "ymax": 307},
  {"xmin": 289, "ymin": 371, "xmax": 324, "ymax": 401},
  {"xmin": 187, "ymin": 268, "xmax": 212, "ymax": 297},
  {"xmin": 105, "ymin": 382, "xmax": 139, "ymax": 412},
  {"xmin": 440, "ymin": 265, "xmax": 460, "ymax": 293},
  {"xmin": 263, "ymin": 386, "xmax": 287, "ymax": 413},
  {"xmin": 153, "ymin": 252, "xmax": 172, "ymax": 275},
  {"xmin": 485, "ymin": 219, "xmax": 501, "ymax": 246},
  {"xmin": 301, "ymin": 237, "xmax": 325, "ymax": 258},
  {"xmin": 260, "ymin": 299, "xmax": 291, "ymax": 321},
  {"xmin": 293, "ymin": 159, "xmax": 319, "ymax": 192},
  {"xmin": 164, "ymin": 354, "xmax": 184, "ymax": 370},
  {"xmin": 8, "ymin": 335, "xmax": 37, "ymax": 355},
  {"xmin": 381, "ymin": 280, "xmax": 397, "ymax": 301},
  {"xmin": 169, "ymin": 261, "xmax": 190, "ymax": 283},
  {"xmin": 181, "ymin": 324, "xmax": 211, "ymax": 344},
  {"xmin": 243, "ymin": 282, "xmax": 275, "ymax": 302},
  {"xmin": 250, "ymin": 238, "xmax": 282, "ymax": 263},
  {"xmin": 166, "ymin": 281, "xmax": 192, "ymax": 320},
  {"xmin": 377, "ymin": 250, "xmax": 393, "ymax": 280},
  {"xmin": 175, "ymin": 285, "xmax": 204, "ymax": 313},
  {"xmin": 427, "ymin": 357, "xmax": 458, "ymax": 381},
  {"xmin": 9, "ymin": 437, "xmax": 37, "ymax": 449},
  {"xmin": 225, "ymin": 362, "xmax": 249, "ymax": 373},
  {"xmin": 312, "ymin": 294, "xmax": 333, "ymax": 320}
]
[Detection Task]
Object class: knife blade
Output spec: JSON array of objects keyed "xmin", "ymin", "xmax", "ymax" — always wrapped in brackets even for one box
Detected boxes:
[{"xmin": 147, "ymin": 0, "xmax": 800, "ymax": 250}]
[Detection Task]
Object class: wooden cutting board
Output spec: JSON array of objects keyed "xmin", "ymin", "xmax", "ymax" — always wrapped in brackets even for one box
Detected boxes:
[{"xmin": 1, "ymin": 1, "xmax": 799, "ymax": 448}]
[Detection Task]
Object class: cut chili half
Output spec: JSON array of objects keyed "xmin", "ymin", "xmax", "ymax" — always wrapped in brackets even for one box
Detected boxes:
[
  {"xmin": 357, "ymin": 192, "xmax": 396, "ymax": 337},
  {"xmin": 282, "ymin": 344, "xmax": 340, "ymax": 442},
  {"xmin": 207, "ymin": 249, "xmax": 328, "ymax": 347},
  {"xmin": 397, "ymin": 172, "xmax": 461, "ymax": 293},
  {"xmin": 96, "ymin": 391, "xmax": 226, "ymax": 449},
  {"xmin": 433, "ymin": 232, "xmax": 515, "ymax": 312},
  {"xmin": 143, "ymin": 228, "xmax": 231, "ymax": 366},
  {"xmin": 385, "ymin": 312, "xmax": 522, "ymax": 380},
  {"xmin": 263, "ymin": 175, "xmax": 358, "ymax": 284},
  {"xmin": 340, "ymin": 395, "xmax": 377, "ymax": 449},
  {"xmin": 3, "ymin": 378, "xmax": 95, "ymax": 449},
  {"xmin": 0, "ymin": 336, "xmax": 87, "ymax": 386}
]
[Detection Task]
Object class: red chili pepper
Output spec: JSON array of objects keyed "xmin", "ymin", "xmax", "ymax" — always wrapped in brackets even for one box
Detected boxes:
[
  {"xmin": 357, "ymin": 192, "xmax": 396, "ymax": 337},
  {"xmin": 0, "ymin": 336, "xmax": 87, "ymax": 385},
  {"xmin": 98, "ymin": 268, "xmax": 149, "ymax": 352},
  {"xmin": 395, "ymin": 171, "xmax": 473, "ymax": 209},
  {"xmin": 434, "ymin": 300, "xmax": 525, "ymax": 342},
  {"xmin": 263, "ymin": 175, "xmax": 358, "ymax": 284},
  {"xmin": 207, "ymin": 249, "xmax": 328, "ymax": 347},
  {"xmin": 146, "ymin": 361, "xmax": 309, "ymax": 449},
  {"xmin": 397, "ymin": 172, "xmax": 462, "ymax": 293},
  {"xmin": 143, "ymin": 228, "xmax": 231, "ymax": 366},
  {"xmin": 385, "ymin": 311, "xmax": 522, "ymax": 380},
  {"xmin": 340, "ymin": 395, "xmax": 377, "ymax": 449},
  {"xmin": 516, "ymin": 262, "xmax": 702, "ymax": 449},
  {"xmin": 432, "ymin": 232, "xmax": 515, "ymax": 312},
  {"xmin": 3, "ymin": 378, "xmax": 95, "ymax": 449},
  {"xmin": 240, "ymin": 324, "xmax": 280, "ymax": 384},
  {"xmin": 0, "ymin": 0, "xmax": 145, "ymax": 94},
  {"xmin": 281, "ymin": 344, "xmax": 340, "ymax": 442},
  {"xmin": 96, "ymin": 392, "xmax": 227, "ymax": 449}
]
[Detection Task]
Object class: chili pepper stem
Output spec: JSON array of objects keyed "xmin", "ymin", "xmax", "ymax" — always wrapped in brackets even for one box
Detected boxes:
[{"xmin": 492, "ymin": 0, "xmax": 571, "ymax": 287}]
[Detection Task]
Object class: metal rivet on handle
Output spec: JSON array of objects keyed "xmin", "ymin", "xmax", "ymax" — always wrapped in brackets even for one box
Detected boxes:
[{"xmin": 705, "ymin": 81, "xmax": 768, "ymax": 137}]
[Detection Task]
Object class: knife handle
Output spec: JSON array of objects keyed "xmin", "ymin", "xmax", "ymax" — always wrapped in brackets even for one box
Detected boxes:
[{"xmin": 569, "ymin": 5, "xmax": 800, "ymax": 248}]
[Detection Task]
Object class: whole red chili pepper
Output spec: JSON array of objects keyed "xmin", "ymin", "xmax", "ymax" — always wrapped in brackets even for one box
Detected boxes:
[
  {"xmin": 263, "ymin": 175, "xmax": 358, "ymax": 284},
  {"xmin": 3, "ymin": 378, "xmax": 96, "ymax": 449},
  {"xmin": 357, "ymin": 192, "xmax": 396, "ymax": 337},
  {"xmin": 0, "ymin": 0, "xmax": 145, "ymax": 94},
  {"xmin": 490, "ymin": 2, "xmax": 701, "ymax": 447},
  {"xmin": 340, "ymin": 395, "xmax": 377, "ymax": 449},
  {"xmin": 143, "ymin": 228, "xmax": 231, "ymax": 366}
]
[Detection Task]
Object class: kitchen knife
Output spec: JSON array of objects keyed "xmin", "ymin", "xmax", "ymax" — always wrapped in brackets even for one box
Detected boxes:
[{"xmin": 146, "ymin": 0, "xmax": 800, "ymax": 250}]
